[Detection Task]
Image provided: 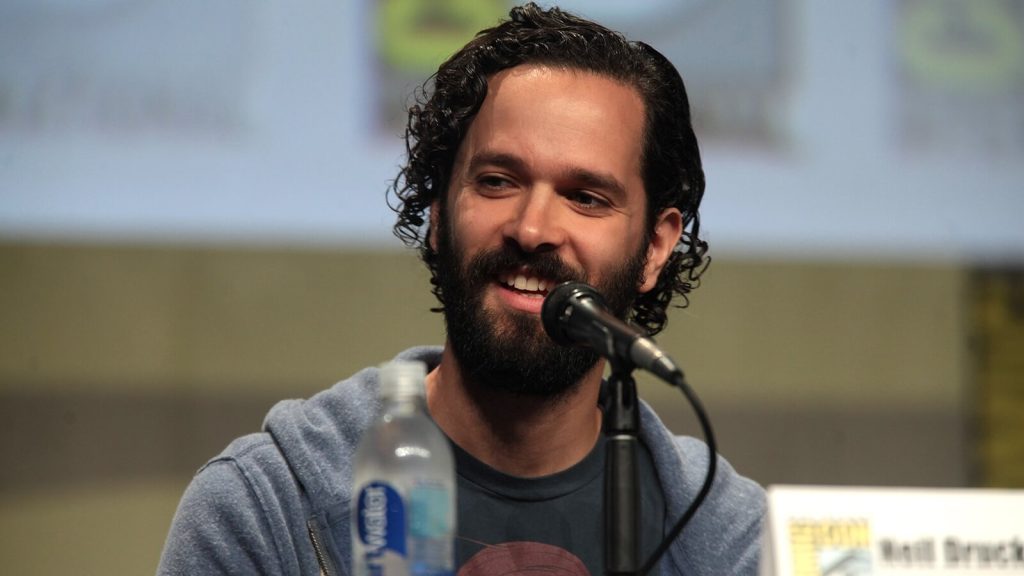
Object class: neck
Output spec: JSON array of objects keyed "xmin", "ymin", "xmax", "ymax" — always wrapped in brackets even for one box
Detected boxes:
[{"xmin": 425, "ymin": 344, "xmax": 604, "ymax": 478}]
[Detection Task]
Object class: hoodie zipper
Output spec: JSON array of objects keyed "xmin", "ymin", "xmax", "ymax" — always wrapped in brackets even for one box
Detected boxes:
[{"xmin": 307, "ymin": 520, "xmax": 340, "ymax": 576}]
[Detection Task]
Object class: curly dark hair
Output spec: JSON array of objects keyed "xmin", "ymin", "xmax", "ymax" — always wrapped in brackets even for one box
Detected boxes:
[{"xmin": 388, "ymin": 2, "xmax": 709, "ymax": 336}]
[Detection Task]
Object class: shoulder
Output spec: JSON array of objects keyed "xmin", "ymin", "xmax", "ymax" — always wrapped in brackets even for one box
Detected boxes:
[
  {"xmin": 159, "ymin": 346, "xmax": 445, "ymax": 574},
  {"xmin": 638, "ymin": 403, "xmax": 765, "ymax": 575},
  {"xmin": 638, "ymin": 400, "xmax": 764, "ymax": 508},
  {"xmin": 261, "ymin": 346, "xmax": 443, "ymax": 504},
  {"xmin": 667, "ymin": 435, "xmax": 765, "ymax": 576},
  {"xmin": 654, "ymin": 432, "xmax": 765, "ymax": 528},
  {"xmin": 158, "ymin": 433, "xmax": 300, "ymax": 574},
  {"xmin": 670, "ymin": 435, "xmax": 766, "ymax": 518},
  {"xmin": 203, "ymin": 432, "xmax": 302, "ymax": 517}
]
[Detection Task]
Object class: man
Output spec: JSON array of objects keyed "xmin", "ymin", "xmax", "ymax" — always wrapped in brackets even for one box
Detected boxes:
[{"xmin": 159, "ymin": 4, "xmax": 764, "ymax": 575}]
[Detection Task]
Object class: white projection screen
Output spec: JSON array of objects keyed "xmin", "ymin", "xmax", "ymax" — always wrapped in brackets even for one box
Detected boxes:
[{"xmin": 2, "ymin": 0, "xmax": 1022, "ymax": 263}]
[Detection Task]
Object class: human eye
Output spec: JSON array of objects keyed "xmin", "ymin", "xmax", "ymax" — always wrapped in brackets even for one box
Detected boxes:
[
  {"xmin": 476, "ymin": 174, "xmax": 516, "ymax": 194},
  {"xmin": 566, "ymin": 190, "xmax": 611, "ymax": 212}
]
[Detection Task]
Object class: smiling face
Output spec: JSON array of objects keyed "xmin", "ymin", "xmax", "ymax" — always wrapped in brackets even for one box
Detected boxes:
[{"xmin": 432, "ymin": 65, "xmax": 682, "ymax": 396}]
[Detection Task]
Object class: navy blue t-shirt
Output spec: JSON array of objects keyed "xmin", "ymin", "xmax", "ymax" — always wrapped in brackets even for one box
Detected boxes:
[{"xmin": 452, "ymin": 434, "xmax": 666, "ymax": 576}]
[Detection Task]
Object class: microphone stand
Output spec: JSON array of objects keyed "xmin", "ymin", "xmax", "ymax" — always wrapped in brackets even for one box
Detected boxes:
[{"xmin": 603, "ymin": 360, "xmax": 640, "ymax": 576}]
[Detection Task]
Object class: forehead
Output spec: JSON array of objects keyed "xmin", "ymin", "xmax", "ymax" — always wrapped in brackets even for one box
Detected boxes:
[
  {"xmin": 481, "ymin": 64, "xmax": 645, "ymax": 136},
  {"xmin": 455, "ymin": 64, "xmax": 647, "ymax": 189}
]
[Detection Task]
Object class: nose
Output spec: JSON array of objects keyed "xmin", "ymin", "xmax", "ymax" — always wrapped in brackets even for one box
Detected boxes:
[{"xmin": 501, "ymin": 189, "xmax": 567, "ymax": 253}]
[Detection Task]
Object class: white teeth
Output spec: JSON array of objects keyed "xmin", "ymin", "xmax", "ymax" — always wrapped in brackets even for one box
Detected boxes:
[{"xmin": 502, "ymin": 274, "xmax": 551, "ymax": 293}]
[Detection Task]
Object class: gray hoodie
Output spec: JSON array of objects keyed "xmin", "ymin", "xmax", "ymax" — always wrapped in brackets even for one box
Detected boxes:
[{"xmin": 158, "ymin": 346, "xmax": 765, "ymax": 575}]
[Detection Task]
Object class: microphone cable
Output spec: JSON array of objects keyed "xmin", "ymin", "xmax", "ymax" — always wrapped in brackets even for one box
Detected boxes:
[
  {"xmin": 541, "ymin": 280, "xmax": 719, "ymax": 574},
  {"xmin": 636, "ymin": 368, "xmax": 717, "ymax": 576}
]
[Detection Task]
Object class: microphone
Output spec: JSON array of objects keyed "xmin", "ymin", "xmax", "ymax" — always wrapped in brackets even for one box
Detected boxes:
[{"xmin": 542, "ymin": 281, "xmax": 681, "ymax": 383}]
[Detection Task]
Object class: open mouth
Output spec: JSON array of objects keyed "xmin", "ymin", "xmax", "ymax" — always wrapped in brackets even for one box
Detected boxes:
[{"xmin": 498, "ymin": 271, "xmax": 554, "ymax": 297}]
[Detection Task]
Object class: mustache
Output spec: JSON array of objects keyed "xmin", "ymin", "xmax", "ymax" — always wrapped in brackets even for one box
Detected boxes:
[{"xmin": 465, "ymin": 243, "xmax": 585, "ymax": 287}]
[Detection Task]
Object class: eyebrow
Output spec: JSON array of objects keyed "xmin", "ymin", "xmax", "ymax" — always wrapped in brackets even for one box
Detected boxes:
[
  {"xmin": 466, "ymin": 150, "xmax": 629, "ymax": 201},
  {"xmin": 466, "ymin": 151, "xmax": 527, "ymax": 177}
]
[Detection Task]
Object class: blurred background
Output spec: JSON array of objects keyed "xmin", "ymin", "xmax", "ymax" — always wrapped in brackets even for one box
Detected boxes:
[{"xmin": 2, "ymin": 0, "xmax": 1023, "ymax": 573}]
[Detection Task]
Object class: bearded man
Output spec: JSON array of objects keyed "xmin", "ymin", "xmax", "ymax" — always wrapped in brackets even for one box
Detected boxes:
[{"xmin": 159, "ymin": 4, "xmax": 765, "ymax": 575}]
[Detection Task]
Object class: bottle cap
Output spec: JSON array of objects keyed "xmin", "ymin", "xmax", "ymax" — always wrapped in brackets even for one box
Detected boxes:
[{"xmin": 378, "ymin": 360, "xmax": 427, "ymax": 398}]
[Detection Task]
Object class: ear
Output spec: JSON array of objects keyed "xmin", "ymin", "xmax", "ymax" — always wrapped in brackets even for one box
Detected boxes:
[
  {"xmin": 639, "ymin": 207, "xmax": 683, "ymax": 294},
  {"xmin": 428, "ymin": 200, "xmax": 440, "ymax": 252}
]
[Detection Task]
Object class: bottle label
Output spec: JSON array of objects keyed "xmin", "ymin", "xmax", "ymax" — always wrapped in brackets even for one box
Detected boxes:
[
  {"xmin": 357, "ymin": 482, "xmax": 406, "ymax": 567},
  {"xmin": 409, "ymin": 484, "xmax": 451, "ymax": 538},
  {"xmin": 355, "ymin": 481, "xmax": 454, "ymax": 576}
]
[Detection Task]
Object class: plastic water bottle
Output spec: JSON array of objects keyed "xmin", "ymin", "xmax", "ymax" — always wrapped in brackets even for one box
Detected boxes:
[{"xmin": 352, "ymin": 360, "xmax": 456, "ymax": 576}]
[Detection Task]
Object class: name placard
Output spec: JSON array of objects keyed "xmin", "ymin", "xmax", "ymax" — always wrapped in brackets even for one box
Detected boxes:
[{"xmin": 760, "ymin": 485, "xmax": 1024, "ymax": 575}]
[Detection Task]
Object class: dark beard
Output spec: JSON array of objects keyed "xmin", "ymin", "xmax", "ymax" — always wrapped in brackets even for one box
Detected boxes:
[{"xmin": 435, "ymin": 215, "xmax": 648, "ymax": 399}]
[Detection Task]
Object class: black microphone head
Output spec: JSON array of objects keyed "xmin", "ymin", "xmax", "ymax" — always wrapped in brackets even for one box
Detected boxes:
[{"xmin": 541, "ymin": 281, "xmax": 606, "ymax": 346}]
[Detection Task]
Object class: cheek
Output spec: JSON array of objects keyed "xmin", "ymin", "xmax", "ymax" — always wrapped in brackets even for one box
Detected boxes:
[
  {"xmin": 574, "ymin": 225, "xmax": 639, "ymax": 274},
  {"xmin": 449, "ymin": 198, "xmax": 504, "ymax": 249}
]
